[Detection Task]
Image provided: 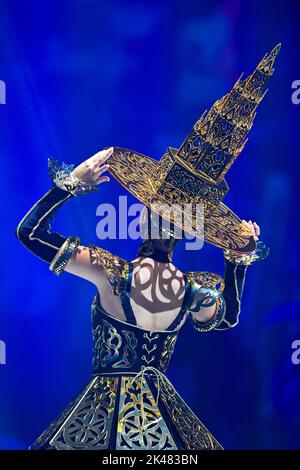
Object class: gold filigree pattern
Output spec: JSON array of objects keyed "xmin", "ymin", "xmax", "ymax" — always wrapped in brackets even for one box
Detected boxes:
[
  {"xmin": 89, "ymin": 243, "xmax": 128, "ymax": 295},
  {"xmin": 156, "ymin": 154, "xmax": 228, "ymax": 205},
  {"xmin": 48, "ymin": 158, "xmax": 98, "ymax": 196},
  {"xmin": 49, "ymin": 376, "xmax": 118, "ymax": 450},
  {"xmin": 117, "ymin": 376, "xmax": 177, "ymax": 450},
  {"xmin": 92, "ymin": 320, "xmax": 122, "ymax": 369},
  {"xmin": 159, "ymin": 335, "xmax": 177, "ymax": 373},
  {"xmin": 153, "ymin": 375, "xmax": 223, "ymax": 450},
  {"xmin": 178, "ymin": 44, "xmax": 281, "ymax": 183},
  {"xmin": 106, "ymin": 45, "xmax": 280, "ymax": 253},
  {"xmin": 108, "ymin": 148, "xmax": 255, "ymax": 252},
  {"xmin": 223, "ymin": 240, "xmax": 270, "ymax": 266},
  {"xmin": 185, "ymin": 271, "xmax": 225, "ymax": 294},
  {"xmin": 92, "ymin": 319, "xmax": 138, "ymax": 371}
]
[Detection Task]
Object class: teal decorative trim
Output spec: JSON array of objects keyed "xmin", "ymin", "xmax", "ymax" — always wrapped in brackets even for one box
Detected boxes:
[
  {"xmin": 190, "ymin": 296, "xmax": 225, "ymax": 332},
  {"xmin": 223, "ymin": 241, "xmax": 270, "ymax": 266}
]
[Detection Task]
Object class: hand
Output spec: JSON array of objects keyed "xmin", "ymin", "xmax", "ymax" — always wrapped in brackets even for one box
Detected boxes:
[
  {"xmin": 232, "ymin": 219, "xmax": 260, "ymax": 256},
  {"xmin": 240, "ymin": 219, "xmax": 260, "ymax": 242},
  {"xmin": 224, "ymin": 220, "xmax": 268, "ymax": 264},
  {"xmin": 71, "ymin": 147, "xmax": 113, "ymax": 186}
]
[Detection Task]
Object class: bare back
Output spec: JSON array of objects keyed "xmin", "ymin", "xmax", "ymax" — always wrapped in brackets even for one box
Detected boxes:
[{"xmin": 93, "ymin": 256, "xmax": 187, "ymax": 332}]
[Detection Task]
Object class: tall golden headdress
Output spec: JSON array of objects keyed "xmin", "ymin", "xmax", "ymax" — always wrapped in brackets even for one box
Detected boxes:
[{"xmin": 107, "ymin": 44, "xmax": 281, "ymax": 252}]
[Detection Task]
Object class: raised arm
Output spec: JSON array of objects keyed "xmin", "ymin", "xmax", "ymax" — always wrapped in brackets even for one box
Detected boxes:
[
  {"xmin": 16, "ymin": 147, "xmax": 114, "ymax": 285},
  {"xmin": 216, "ymin": 223, "xmax": 268, "ymax": 330}
]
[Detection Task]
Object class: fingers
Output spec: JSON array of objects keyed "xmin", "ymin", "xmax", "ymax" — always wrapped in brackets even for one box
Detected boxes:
[
  {"xmin": 95, "ymin": 163, "xmax": 110, "ymax": 175},
  {"xmin": 91, "ymin": 147, "xmax": 114, "ymax": 168},
  {"xmin": 95, "ymin": 174, "xmax": 110, "ymax": 185},
  {"xmin": 248, "ymin": 220, "xmax": 260, "ymax": 241},
  {"xmin": 241, "ymin": 219, "xmax": 260, "ymax": 241},
  {"xmin": 239, "ymin": 220, "xmax": 253, "ymax": 237},
  {"xmin": 253, "ymin": 221, "xmax": 260, "ymax": 238}
]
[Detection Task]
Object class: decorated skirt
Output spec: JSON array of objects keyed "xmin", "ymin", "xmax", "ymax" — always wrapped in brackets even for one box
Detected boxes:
[{"xmin": 30, "ymin": 295, "xmax": 223, "ymax": 451}]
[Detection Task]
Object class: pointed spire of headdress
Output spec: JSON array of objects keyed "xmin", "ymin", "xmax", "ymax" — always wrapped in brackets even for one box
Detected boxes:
[{"xmin": 176, "ymin": 44, "xmax": 281, "ymax": 183}]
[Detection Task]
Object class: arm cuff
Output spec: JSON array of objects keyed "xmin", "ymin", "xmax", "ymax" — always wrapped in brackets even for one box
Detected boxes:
[
  {"xmin": 49, "ymin": 236, "xmax": 81, "ymax": 275},
  {"xmin": 190, "ymin": 296, "xmax": 225, "ymax": 332},
  {"xmin": 48, "ymin": 158, "xmax": 99, "ymax": 196},
  {"xmin": 223, "ymin": 241, "xmax": 270, "ymax": 266}
]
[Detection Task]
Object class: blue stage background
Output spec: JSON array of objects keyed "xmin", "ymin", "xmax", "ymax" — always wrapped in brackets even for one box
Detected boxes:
[{"xmin": 1, "ymin": 0, "xmax": 300, "ymax": 450}]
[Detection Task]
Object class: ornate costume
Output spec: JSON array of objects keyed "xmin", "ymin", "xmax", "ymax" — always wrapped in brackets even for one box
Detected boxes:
[{"xmin": 15, "ymin": 45, "xmax": 279, "ymax": 450}]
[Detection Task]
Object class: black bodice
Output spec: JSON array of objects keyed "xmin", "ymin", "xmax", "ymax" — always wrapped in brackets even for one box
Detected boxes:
[{"xmin": 91, "ymin": 293, "xmax": 179, "ymax": 375}]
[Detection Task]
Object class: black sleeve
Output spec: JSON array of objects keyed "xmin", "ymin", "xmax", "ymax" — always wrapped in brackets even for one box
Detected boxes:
[
  {"xmin": 15, "ymin": 185, "xmax": 80, "ymax": 273},
  {"xmin": 189, "ymin": 241, "xmax": 269, "ymax": 332},
  {"xmin": 215, "ymin": 259, "xmax": 248, "ymax": 330}
]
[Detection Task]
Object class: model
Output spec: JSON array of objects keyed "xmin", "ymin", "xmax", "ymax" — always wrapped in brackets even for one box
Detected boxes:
[{"xmin": 15, "ymin": 44, "xmax": 280, "ymax": 450}]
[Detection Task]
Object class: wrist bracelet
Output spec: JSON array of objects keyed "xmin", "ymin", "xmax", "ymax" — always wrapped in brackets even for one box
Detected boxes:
[
  {"xmin": 49, "ymin": 237, "xmax": 81, "ymax": 275},
  {"xmin": 223, "ymin": 241, "xmax": 270, "ymax": 266},
  {"xmin": 48, "ymin": 158, "xmax": 98, "ymax": 196}
]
